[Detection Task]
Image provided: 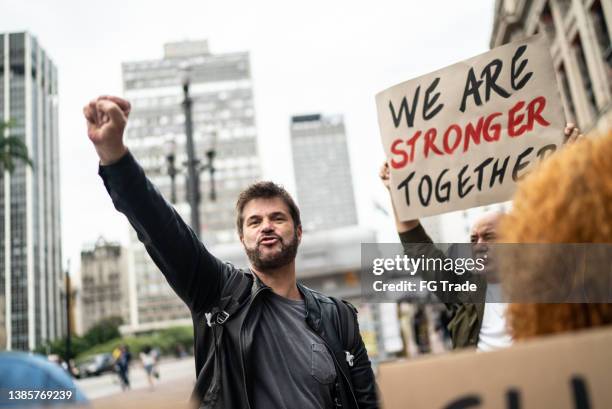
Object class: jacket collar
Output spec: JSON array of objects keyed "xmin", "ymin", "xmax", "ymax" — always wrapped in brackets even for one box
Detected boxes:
[
  {"xmin": 247, "ymin": 269, "xmax": 322, "ymax": 331},
  {"xmin": 298, "ymin": 283, "xmax": 322, "ymax": 331}
]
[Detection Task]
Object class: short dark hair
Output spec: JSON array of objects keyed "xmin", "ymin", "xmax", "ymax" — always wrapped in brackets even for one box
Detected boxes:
[{"xmin": 236, "ymin": 181, "xmax": 301, "ymax": 237}]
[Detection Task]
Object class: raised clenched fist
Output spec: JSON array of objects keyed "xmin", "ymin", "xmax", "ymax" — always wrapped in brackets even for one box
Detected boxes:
[{"xmin": 83, "ymin": 95, "xmax": 131, "ymax": 165}]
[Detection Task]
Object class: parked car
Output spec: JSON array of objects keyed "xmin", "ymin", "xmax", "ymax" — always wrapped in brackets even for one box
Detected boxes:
[{"xmin": 77, "ymin": 353, "xmax": 115, "ymax": 378}]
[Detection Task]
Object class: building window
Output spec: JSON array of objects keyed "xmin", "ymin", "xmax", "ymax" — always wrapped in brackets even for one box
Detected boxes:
[
  {"xmin": 557, "ymin": 0, "xmax": 571, "ymax": 18},
  {"xmin": 539, "ymin": 2, "xmax": 556, "ymax": 40},
  {"xmin": 590, "ymin": 0, "xmax": 612, "ymax": 70},
  {"xmin": 572, "ymin": 34, "xmax": 598, "ymax": 119}
]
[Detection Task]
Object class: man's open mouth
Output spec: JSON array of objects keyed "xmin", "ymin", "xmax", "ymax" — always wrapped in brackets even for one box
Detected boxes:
[{"xmin": 259, "ymin": 236, "xmax": 280, "ymax": 246}]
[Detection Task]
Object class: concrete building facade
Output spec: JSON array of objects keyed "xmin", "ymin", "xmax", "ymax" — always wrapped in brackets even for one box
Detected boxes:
[
  {"xmin": 0, "ymin": 32, "xmax": 62, "ymax": 350},
  {"xmin": 435, "ymin": 0, "xmax": 611, "ymax": 244},
  {"xmin": 290, "ymin": 114, "xmax": 358, "ymax": 232},
  {"xmin": 79, "ymin": 238, "xmax": 130, "ymax": 333},
  {"xmin": 491, "ymin": 0, "xmax": 612, "ymax": 133}
]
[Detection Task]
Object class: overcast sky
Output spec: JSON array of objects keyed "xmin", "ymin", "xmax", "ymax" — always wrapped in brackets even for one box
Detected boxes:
[{"xmin": 4, "ymin": 0, "xmax": 495, "ymax": 274}]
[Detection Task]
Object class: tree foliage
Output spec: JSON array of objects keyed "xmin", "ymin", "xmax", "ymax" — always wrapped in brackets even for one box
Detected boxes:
[
  {"xmin": 0, "ymin": 120, "xmax": 34, "ymax": 172},
  {"xmin": 83, "ymin": 316, "xmax": 123, "ymax": 346},
  {"xmin": 34, "ymin": 316, "xmax": 193, "ymax": 363},
  {"xmin": 35, "ymin": 316, "xmax": 124, "ymax": 360}
]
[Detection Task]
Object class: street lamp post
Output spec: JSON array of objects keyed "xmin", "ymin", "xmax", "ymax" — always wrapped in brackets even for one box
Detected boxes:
[
  {"xmin": 65, "ymin": 272, "xmax": 70, "ymax": 359},
  {"xmin": 165, "ymin": 137, "xmax": 216, "ymax": 209},
  {"xmin": 165, "ymin": 140, "xmax": 178, "ymax": 203},
  {"xmin": 204, "ymin": 148, "xmax": 216, "ymax": 201},
  {"xmin": 164, "ymin": 73, "xmax": 217, "ymax": 238},
  {"xmin": 182, "ymin": 79, "xmax": 201, "ymax": 235},
  {"xmin": 64, "ymin": 261, "xmax": 73, "ymax": 375}
]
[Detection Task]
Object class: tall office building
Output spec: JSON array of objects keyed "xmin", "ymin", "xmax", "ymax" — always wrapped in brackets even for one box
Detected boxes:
[
  {"xmin": 290, "ymin": 114, "xmax": 358, "ymax": 232},
  {"xmin": 120, "ymin": 40, "xmax": 261, "ymax": 332},
  {"xmin": 491, "ymin": 0, "xmax": 611, "ymax": 132},
  {"xmin": 0, "ymin": 32, "xmax": 62, "ymax": 350}
]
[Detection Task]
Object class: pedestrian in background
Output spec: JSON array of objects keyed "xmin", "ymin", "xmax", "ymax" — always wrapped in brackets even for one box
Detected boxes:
[
  {"xmin": 140, "ymin": 345, "xmax": 156, "ymax": 389},
  {"xmin": 115, "ymin": 344, "xmax": 131, "ymax": 391}
]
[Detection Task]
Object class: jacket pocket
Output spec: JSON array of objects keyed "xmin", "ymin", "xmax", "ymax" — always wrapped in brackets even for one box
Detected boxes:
[{"xmin": 311, "ymin": 343, "xmax": 336, "ymax": 385}]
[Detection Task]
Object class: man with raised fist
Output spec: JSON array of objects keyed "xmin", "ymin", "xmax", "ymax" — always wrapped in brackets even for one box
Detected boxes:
[{"xmin": 84, "ymin": 96, "xmax": 378, "ymax": 409}]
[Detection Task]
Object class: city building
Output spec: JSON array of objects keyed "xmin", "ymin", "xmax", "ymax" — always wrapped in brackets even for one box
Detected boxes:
[
  {"xmin": 436, "ymin": 0, "xmax": 612, "ymax": 243},
  {"xmin": 491, "ymin": 0, "xmax": 611, "ymax": 133},
  {"xmin": 287, "ymin": 113, "xmax": 401, "ymax": 359},
  {"xmin": 290, "ymin": 114, "xmax": 358, "ymax": 232},
  {"xmin": 0, "ymin": 32, "xmax": 63, "ymax": 350},
  {"xmin": 120, "ymin": 39, "xmax": 261, "ymax": 332},
  {"xmin": 79, "ymin": 238, "xmax": 130, "ymax": 333}
]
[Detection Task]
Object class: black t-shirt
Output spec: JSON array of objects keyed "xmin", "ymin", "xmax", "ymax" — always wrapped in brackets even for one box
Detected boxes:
[{"xmin": 251, "ymin": 291, "xmax": 337, "ymax": 409}]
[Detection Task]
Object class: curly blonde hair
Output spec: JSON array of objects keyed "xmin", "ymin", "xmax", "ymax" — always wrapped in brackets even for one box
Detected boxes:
[{"xmin": 499, "ymin": 130, "xmax": 612, "ymax": 340}]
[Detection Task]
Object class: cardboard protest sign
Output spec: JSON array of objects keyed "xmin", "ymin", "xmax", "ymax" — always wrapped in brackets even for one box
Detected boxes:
[
  {"xmin": 376, "ymin": 35, "xmax": 565, "ymax": 220},
  {"xmin": 378, "ymin": 327, "xmax": 612, "ymax": 409}
]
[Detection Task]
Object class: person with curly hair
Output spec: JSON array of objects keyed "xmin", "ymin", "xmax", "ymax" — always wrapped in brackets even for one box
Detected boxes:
[{"xmin": 498, "ymin": 129, "xmax": 612, "ymax": 340}]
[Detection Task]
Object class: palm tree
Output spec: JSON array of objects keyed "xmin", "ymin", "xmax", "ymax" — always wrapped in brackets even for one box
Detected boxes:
[{"xmin": 0, "ymin": 120, "xmax": 33, "ymax": 172}]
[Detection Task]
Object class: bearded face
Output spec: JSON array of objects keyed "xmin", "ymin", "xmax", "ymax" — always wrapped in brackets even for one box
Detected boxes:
[
  {"xmin": 240, "ymin": 197, "xmax": 302, "ymax": 272},
  {"xmin": 244, "ymin": 228, "xmax": 299, "ymax": 271}
]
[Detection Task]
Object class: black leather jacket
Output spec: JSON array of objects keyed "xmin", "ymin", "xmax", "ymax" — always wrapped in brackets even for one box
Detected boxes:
[{"xmin": 99, "ymin": 151, "xmax": 379, "ymax": 409}]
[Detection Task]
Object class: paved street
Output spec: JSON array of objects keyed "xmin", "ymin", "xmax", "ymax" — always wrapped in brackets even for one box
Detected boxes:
[{"xmin": 76, "ymin": 357, "xmax": 195, "ymax": 405}]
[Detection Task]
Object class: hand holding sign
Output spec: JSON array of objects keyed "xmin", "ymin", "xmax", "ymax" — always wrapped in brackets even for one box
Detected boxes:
[
  {"xmin": 564, "ymin": 123, "xmax": 583, "ymax": 144},
  {"xmin": 379, "ymin": 162, "xmax": 391, "ymax": 191},
  {"xmin": 380, "ymin": 160, "xmax": 420, "ymax": 233},
  {"xmin": 376, "ymin": 35, "xmax": 565, "ymax": 221}
]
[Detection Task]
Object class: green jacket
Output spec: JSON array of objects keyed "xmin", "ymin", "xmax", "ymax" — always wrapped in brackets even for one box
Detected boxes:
[{"xmin": 399, "ymin": 226, "xmax": 485, "ymax": 349}]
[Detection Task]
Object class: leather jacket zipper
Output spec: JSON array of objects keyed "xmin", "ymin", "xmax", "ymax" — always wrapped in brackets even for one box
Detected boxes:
[{"xmin": 239, "ymin": 286, "xmax": 268, "ymax": 409}]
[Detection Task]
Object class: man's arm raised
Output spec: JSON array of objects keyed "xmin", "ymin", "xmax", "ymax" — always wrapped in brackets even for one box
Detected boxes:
[{"xmin": 85, "ymin": 96, "xmax": 227, "ymax": 313}]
